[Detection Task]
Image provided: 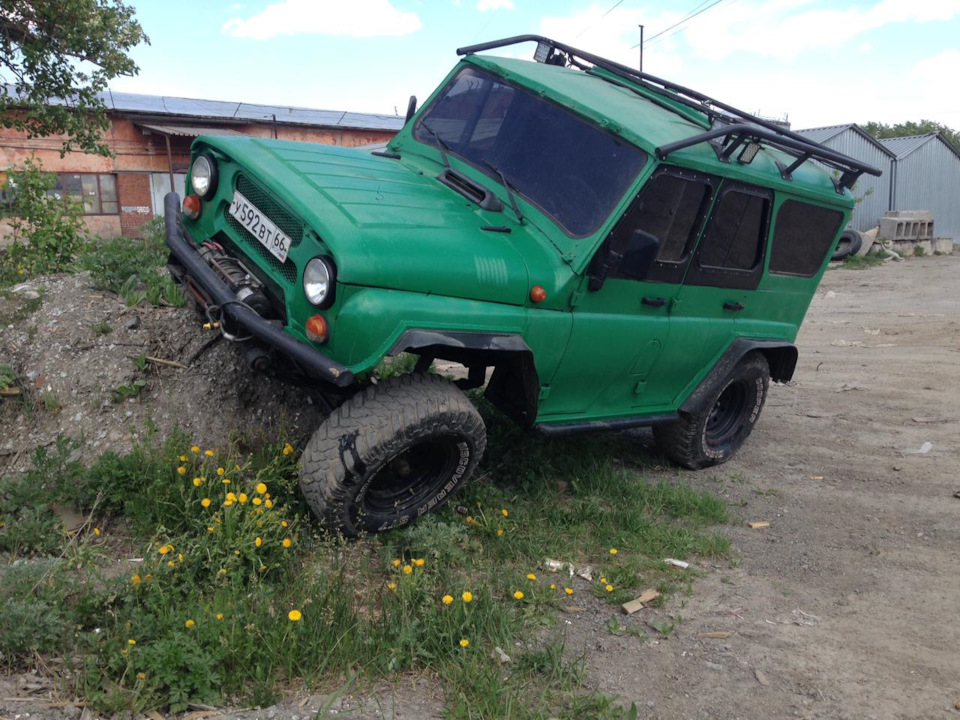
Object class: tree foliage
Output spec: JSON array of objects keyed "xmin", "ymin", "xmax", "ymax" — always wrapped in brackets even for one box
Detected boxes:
[
  {"xmin": 862, "ymin": 119, "xmax": 960, "ymax": 152},
  {"xmin": 0, "ymin": 0, "xmax": 148, "ymax": 157}
]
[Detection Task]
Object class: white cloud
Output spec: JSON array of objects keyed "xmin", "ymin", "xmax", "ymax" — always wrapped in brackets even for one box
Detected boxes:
[
  {"xmin": 222, "ymin": 0, "xmax": 422, "ymax": 40},
  {"xmin": 477, "ymin": 0, "xmax": 513, "ymax": 11}
]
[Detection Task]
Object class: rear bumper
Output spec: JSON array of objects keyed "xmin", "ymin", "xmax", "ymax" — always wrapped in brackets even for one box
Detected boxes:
[{"xmin": 163, "ymin": 192, "xmax": 355, "ymax": 388}]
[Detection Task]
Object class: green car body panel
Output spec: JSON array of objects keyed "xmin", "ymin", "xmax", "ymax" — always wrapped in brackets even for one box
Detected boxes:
[{"xmin": 176, "ymin": 40, "xmax": 859, "ymax": 430}]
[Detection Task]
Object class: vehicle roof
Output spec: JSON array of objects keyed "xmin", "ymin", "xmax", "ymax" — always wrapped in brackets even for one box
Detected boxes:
[{"xmin": 464, "ymin": 54, "xmax": 852, "ymax": 207}]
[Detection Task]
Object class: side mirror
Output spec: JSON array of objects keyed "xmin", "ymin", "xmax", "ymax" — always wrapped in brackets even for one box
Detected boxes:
[
  {"xmin": 618, "ymin": 229, "xmax": 660, "ymax": 281},
  {"xmin": 405, "ymin": 95, "xmax": 417, "ymax": 124}
]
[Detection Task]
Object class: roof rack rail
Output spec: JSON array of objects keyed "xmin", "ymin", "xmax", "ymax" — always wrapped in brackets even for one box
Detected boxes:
[{"xmin": 457, "ymin": 35, "xmax": 882, "ymax": 191}]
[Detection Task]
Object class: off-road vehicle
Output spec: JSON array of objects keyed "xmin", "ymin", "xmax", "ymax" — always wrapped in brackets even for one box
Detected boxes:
[{"xmin": 165, "ymin": 35, "xmax": 881, "ymax": 536}]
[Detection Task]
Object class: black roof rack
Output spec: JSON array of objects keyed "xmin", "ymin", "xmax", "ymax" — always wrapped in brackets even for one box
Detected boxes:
[{"xmin": 457, "ymin": 35, "xmax": 882, "ymax": 192}]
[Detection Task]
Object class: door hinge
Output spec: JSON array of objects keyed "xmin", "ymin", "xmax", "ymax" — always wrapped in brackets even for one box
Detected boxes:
[
  {"xmin": 633, "ymin": 379, "xmax": 647, "ymax": 395},
  {"xmin": 569, "ymin": 290, "xmax": 584, "ymax": 308},
  {"xmin": 538, "ymin": 385, "xmax": 551, "ymax": 401}
]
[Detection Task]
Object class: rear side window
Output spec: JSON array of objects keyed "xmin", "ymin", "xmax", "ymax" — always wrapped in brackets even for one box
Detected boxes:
[
  {"xmin": 698, "ymin": 189, "xmax": 768, "ymax": 271},
  {"xmin": 769, "ymin": 200, "xmax": 844, "ymax": 277},
  {"xmin": 606, "ymin": 169, "xmax": 713, "ymax": 283}
]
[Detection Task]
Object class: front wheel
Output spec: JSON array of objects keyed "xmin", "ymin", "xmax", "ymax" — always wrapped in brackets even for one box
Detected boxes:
[
  {"xmin": 654, "ymin": 353, "xmax": 770, "ymax": 469},
  {"xmin": 299, "ymin": 373, "xmax": 486, "ymax": 537}
]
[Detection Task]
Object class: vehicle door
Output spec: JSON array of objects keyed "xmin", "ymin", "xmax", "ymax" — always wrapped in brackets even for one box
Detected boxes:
[
  {"xmin": 662, "ymin": 181, "xmax": 773, "ymax": 405},
  {"xmin": 539, "ymin": 167, "xmax": 717, "ymax": 418}
]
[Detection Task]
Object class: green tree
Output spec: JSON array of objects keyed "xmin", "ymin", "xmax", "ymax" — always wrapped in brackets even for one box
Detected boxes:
[
  {"xmin": 862, "ymin": 119, "xmax": 960, "ymax": 152},
  {"xmin": 0, "ymin": 0, "xmax": 148, "ymax": 157},
  {"xmin": 1, "ymin": 157, "xmax": 91, "ymax": 279}
]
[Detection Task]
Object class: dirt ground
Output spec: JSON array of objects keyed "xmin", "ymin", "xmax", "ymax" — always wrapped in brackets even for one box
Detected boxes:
[{"xmin": 2, "ymin": 256, "xmax": 958, "ymax": 719}]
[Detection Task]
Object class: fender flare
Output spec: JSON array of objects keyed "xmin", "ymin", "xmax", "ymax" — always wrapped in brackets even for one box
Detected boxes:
[
  {"xmin": 389, "ymin": 330, "xmax": 540, "ymax": 426},
  {"xmin": 680, "ymin": 339, "xmax": 797, "ymax": 414}
]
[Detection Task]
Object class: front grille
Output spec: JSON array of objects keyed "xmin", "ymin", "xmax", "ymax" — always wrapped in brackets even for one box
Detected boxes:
[
  {"xmin": 215, "ymin": 232, "xmax": 288, "ymax": 319},
  {"xmin": 235, "ymin": 174, "xmax": 302, "ymax": 246},
  {"xmin": 225, "ymin": 213, "xmax": 298, "ymax": 284}
]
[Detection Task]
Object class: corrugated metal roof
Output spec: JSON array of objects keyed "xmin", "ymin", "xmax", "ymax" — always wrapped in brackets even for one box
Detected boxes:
[
  {"xmin": 796, "ymin": 123, "xmax": 896, "ymax": 157},
  {"xmin": 103, "ymin": 89, "xmax": 404, "ymax": 132},
  {"xmin": 878, "ymin": 132, "xmax": 959, "ymax": 160},
  {"xmin": 139, "ymin": 123, "xmax": 247, "ymax": 137}
]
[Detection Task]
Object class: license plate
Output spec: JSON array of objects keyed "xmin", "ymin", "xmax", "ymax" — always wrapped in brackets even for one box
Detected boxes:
[{"xmin": 228, "ymin": 190, "xmax": 291, "ymax": 263}]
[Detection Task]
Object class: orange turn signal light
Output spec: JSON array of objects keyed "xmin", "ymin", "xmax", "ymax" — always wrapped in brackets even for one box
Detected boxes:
[
  {"xmin": 182, "ymin": 194, "xmax": 201, "ymax": 220},
  {"xmin": 305, "ymin": 314, "xmax": 329, "ymax": 344},
  {"xmin": 529, "ymin": 285, "xmax": 547, "ymax": 303}
]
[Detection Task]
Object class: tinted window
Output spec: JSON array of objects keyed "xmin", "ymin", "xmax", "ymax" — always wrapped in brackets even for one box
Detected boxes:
[
  {"xmin": 415, "ymin": 67, "xmax": 646, "ymax": 237},
  {"xmin": 769, "ymin": 200, "xmax": 844, "ymax": 277},
  {"xmin": 698, "ymin": 189, "xmax": 768, "ymax": 271}
]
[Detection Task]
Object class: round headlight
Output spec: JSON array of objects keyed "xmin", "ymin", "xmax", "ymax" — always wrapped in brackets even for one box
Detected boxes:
[
  {"xmin": 190, "ymin": 154, "xmax": 218, "ymax": 199},
  {"xmin": 303, "ymin": 257, "xmax": 334, "ymax": 307}
]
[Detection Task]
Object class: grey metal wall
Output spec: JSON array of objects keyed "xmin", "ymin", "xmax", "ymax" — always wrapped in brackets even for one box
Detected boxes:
[
  {"xmin": 819, "ymin": 130, "xmax": 892, "ymax": 231},
  {"xmin": 890, "ymin": 138, "xmax": 960, "ymax": 241}
]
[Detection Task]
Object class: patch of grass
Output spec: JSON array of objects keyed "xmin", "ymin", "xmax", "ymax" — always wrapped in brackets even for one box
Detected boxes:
[
  {"xmin": 41, "ymin": 389, "xmax": 62, "ymax": 413},
  {"xmin": 0, "ymin": 363, "xmax": 14, "ymax": 390},
  {"xmin": 0, "ymin": 287, "xmax": 44, "ymax": 325},
  {"xmin": 0, "ymin": 413, "xmax": 727, "ymax": 715},
  {"xmin": 81, "ymin": 219, "xmax": 186, "ymax": 308},
  {"xmin": 111, "ymin": 379, "xmax": 146, "ymax": 404},
  {"xmin": 839, "ymin": 252, "xmax": 886, "ymax": 269},
  {"xmin": 92, "ymin": 320, "xmax": 113, "ymax": 335}
]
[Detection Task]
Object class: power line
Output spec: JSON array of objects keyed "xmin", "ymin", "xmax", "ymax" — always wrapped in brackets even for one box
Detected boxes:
[
  {"xmin": 576, "ymin": 0, "xmax": 627, "ymax": 38},
  {"xmin": 630, "ymin": 0, "xmax": 727, "ymax": 49}
]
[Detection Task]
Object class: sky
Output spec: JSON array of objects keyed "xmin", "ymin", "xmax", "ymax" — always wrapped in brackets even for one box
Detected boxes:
[{"xmin": 109, "ymin": 0, "xmax": 960, "ymax": 131}]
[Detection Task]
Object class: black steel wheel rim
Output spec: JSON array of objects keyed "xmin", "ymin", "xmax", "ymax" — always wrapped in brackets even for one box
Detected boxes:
[
  {"xmin": 361, "ymin": 435, "xmax": 462, "ymax": 516},
  {"xmin": 705, "ymin": 381, "xmax": 750, "ymax": 446}
]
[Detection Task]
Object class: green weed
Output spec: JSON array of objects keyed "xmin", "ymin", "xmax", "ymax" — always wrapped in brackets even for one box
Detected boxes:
[
  {"xmin": 92, "ymin": 320, "xmax": 113, "ymax": 335},
  {"xmin": 839, "ymin": 253, "xmax": 886, "ymax": 269},
  {"xmin": 111, "ymin": 379, "xmax": 146, "ymax": 404}
]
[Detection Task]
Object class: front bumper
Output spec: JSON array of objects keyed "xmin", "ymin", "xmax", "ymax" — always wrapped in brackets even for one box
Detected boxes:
[{"xmin": 163, "ymin": 192, "xmax": 355, "ymax": 388}]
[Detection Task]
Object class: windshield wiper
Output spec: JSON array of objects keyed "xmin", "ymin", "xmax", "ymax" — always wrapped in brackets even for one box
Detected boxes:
[
  {"xmin": 484, "ymin": 161, "xmax": 524, "ymax": 224},
  {"xmin": 421, "ymin": 123, "xmax": 451, "ymax": 170}
]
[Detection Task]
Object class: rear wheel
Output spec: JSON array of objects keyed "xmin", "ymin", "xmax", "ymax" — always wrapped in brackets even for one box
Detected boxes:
[
  {"xmin": 300, "ymin": 373, "xmax": 486, "ymax": 537},
  {"xmin": 654, "ymin": 353, "xmax": 770, "ymax": 469}
]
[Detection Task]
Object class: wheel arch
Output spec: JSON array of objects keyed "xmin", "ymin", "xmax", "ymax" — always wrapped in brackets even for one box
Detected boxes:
[
  {"xmin": 680, "ymin": 338, "xmax": 796, "ymax": 414},
  {"xmin": 389, "ymin": 329, "xmax": 540, "ymax": 426}
]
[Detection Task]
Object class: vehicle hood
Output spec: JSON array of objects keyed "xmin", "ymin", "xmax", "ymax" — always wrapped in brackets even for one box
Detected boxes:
[{"xmin": 208, "ymin": 137, "xmax": 536, "ymax": 306}]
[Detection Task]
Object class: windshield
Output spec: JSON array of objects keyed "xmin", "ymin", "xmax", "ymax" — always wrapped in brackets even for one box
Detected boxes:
[{"xmin": 414, "ymin": 67, "xmax": 646, "ymax": 237}]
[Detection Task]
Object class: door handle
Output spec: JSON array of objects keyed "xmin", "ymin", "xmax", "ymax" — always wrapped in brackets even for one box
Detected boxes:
[
  {"xmin": 642, "ymin": 296, "xmax": 668, "ymax": 308},
  {"xmin": 723, "ymin": 302, "xmax": 745, "ymax": 311}
]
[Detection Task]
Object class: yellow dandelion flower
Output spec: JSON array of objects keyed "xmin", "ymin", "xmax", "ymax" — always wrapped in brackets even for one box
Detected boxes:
[
  {"xmin": 255, "ymin": 536, "xmax": 262, "ymax": 547},
  {"xmin": 462, "ymin": 591, "xmax": 473, "ymax": 603},
  {"xmin": 193, "ymin": 477, "xmax": 203, "ymax": 487},
  {"xmin": 605, "ymin": 584, "xmax": 614, "ymax": 592},
  {"xmin": 177, "ymin": 466, "xmax": 186, "ymax": 475},
  {"xmin": 207, "ymin": 526, "xmax": 215, "ymax": 532},
  {"xmin": 513, "ymin": 590, "xmax": 524, "ymax": 600},
  {"xmin": 393, "ymin": 558, "xmax": 401, "ymax": 567},
  {"xmin": 501, "ymin": 508, "xmax": 509, "ymax": 517},
  {"xmin": 121, "ymin": 649, "xmax": 128, "ymax": 656},
  {"xmin": 442, "ymin": 594, "xmax": 454, "ymax": 605},
  {"xmin": 265, "ymin": 499, "xmax": 274, "ymax": 508},
  {"xmin": 204, "ymin": 449, "xmax": 214, "ymax": 457},
  {"xmin": 216, "ymin": 612, "xmax": 224, "ymax": 620},
  {"xmin": 252, "ymin": 497, "xmax": 262, "ymax": 506},
  {"xmin": 496, "ymin": 528, "xmax": 504, "ymax": 537},
  {"xmin": 184, "ymin": 619, "xmax": 196, "ymax": 629},
  {"xmin": 238, "ymin": 493, "xmax": 248, "ymax": 504},
  {"xmin": 550, "ymin": 584, "xmax": 557, "ymax": 590},
  {"xmin": 281, "ymin": 520, "xmax": 288, "ymax": 527},
  {"xmin": 222, "ymin": 478, "xmax": 230, "ymax": 485},
  {"xmin": 414, "ymin": 558, "xmax": 425, "ymax": 567},
  {"xmin": 224, "ymin": 499, "xmax": 234, "ymax": 507},
  {"xmin": 288, "ymin": 609, "xmax": 302, "ymax": 621},
  {"xmin": 282, "ymin": 443, "xmax": 294, "ymax": 455},
  {"xmin": 137, "ymin": 672, "xmax": 147, "ymax": 680},
  {"xmin": 403, "ymin": 565, "xmax": 413, "ymax": 575},
  {"xmin": 234, "ymin": 550, "xmax": 240, "ymax": 555},
  {"xmin": 459, "ymin": 638, "xmax": 469, "ymax": 648},
  {"xmin": 465, "ymin": 515, "xmax": 476, "ymax": 525},
  {"xmin": 178, "ymin": 553, "xmax": 184, "ymax": 562},
  {"xmin": 600, "ymin": 577, "xmax": 607, "ymax": 584},
  {"xmin": 159, "ymin": 544, "xmax": 172, "ymax": 555},
  {"xmin": 387, "ymin": 582, "xmax": 397, "ymax": 590},
  {"xmin": 259, "ymin": 564, "xmax": 267, "ymax": 571},
  {"xmin": 127, "ymin": 638, "xmax": 136, "ymax": 646},
  {"xmin": 564, "ymin": 587, "xmax": 574, "ymax": 595},
  {"xmin": 201, "ymin": 498, "xmax": 211, "ymax": 508},
  {"xmin": 216, "ymin": 467, "xmax": 225, "ymax": 476},
  {"xmin": 256, "ymin": 482, "xmax": 267, "ymax": 494},
  {"xmin": 144, "ymin": 574, "xmax": 153, "ymax": 581},
  {"xmin": 235, "ymin": 463, "xmax": 242, "ymax": 471},
  {"xmin": 282, "ymin": 538, "xmax": 292, "ymax": 548},
  {"xmin": 190, "ymin": 445, "xmax": 200, "ymax": 453},
  {"xmin": 609, "ymin": 548, "xmax": 618, "ymax": 555},
  {"xmin": 131, "ymin": 574, "xmax": 141, "ymax": 585},
  {"xmin": 226, "ymin": 492, "xmax": 237, "ymax": 502},
  {"xmin": 527, "ymin": 573, "xmax": 537, "ymax": 581},
  {"xmin": 264, "ymin": 492, "xmax": 271, "ymax": 499},
  {"xmin": 217, "ymin": 568, "xmax": 227, "ymax": 575},
  {"xmin": 167, "ymin": 560, "xmax": 175, "ymax": 567},
  {"xmin": 179, "ymin": 455, "xmax": 187, "ymax": 462}
]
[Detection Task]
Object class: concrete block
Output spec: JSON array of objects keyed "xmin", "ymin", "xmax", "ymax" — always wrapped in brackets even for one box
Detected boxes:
[{"xmin": 932, "ymin": 238, "xmax": 954, "ymax": 254}]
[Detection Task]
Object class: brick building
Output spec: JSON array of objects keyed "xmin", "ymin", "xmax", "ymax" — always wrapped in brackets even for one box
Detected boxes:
[{"xmin": 1, "ymin": 90, "xmax": 403, "ymax": 239}]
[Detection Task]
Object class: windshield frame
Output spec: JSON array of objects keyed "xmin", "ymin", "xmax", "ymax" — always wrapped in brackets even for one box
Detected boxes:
[{"xmin": 412, "ymin": 65, "xmax": 648, "ymax": 239}]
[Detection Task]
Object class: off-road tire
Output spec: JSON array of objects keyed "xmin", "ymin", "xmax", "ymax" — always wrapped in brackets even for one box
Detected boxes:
[
  {"xmin": 653, "ymin": 353, "xmax": 770, "ymax": 470},
  {"xmin": 300, "ymin": 373, "xmax": 486, "ymax": 537},
  {"xmin": 831, "ymin": 230, "xmax": 863, "ymax": 262}
]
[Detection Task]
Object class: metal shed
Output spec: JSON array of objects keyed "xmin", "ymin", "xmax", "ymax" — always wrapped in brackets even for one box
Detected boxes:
[
  {"xmin": 795, "ymin": 124, "xmax": 894, "ymax": 232},
  {"xmin": 879, "ymin": 133, "xmax": 960, "ymax": 242}
]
